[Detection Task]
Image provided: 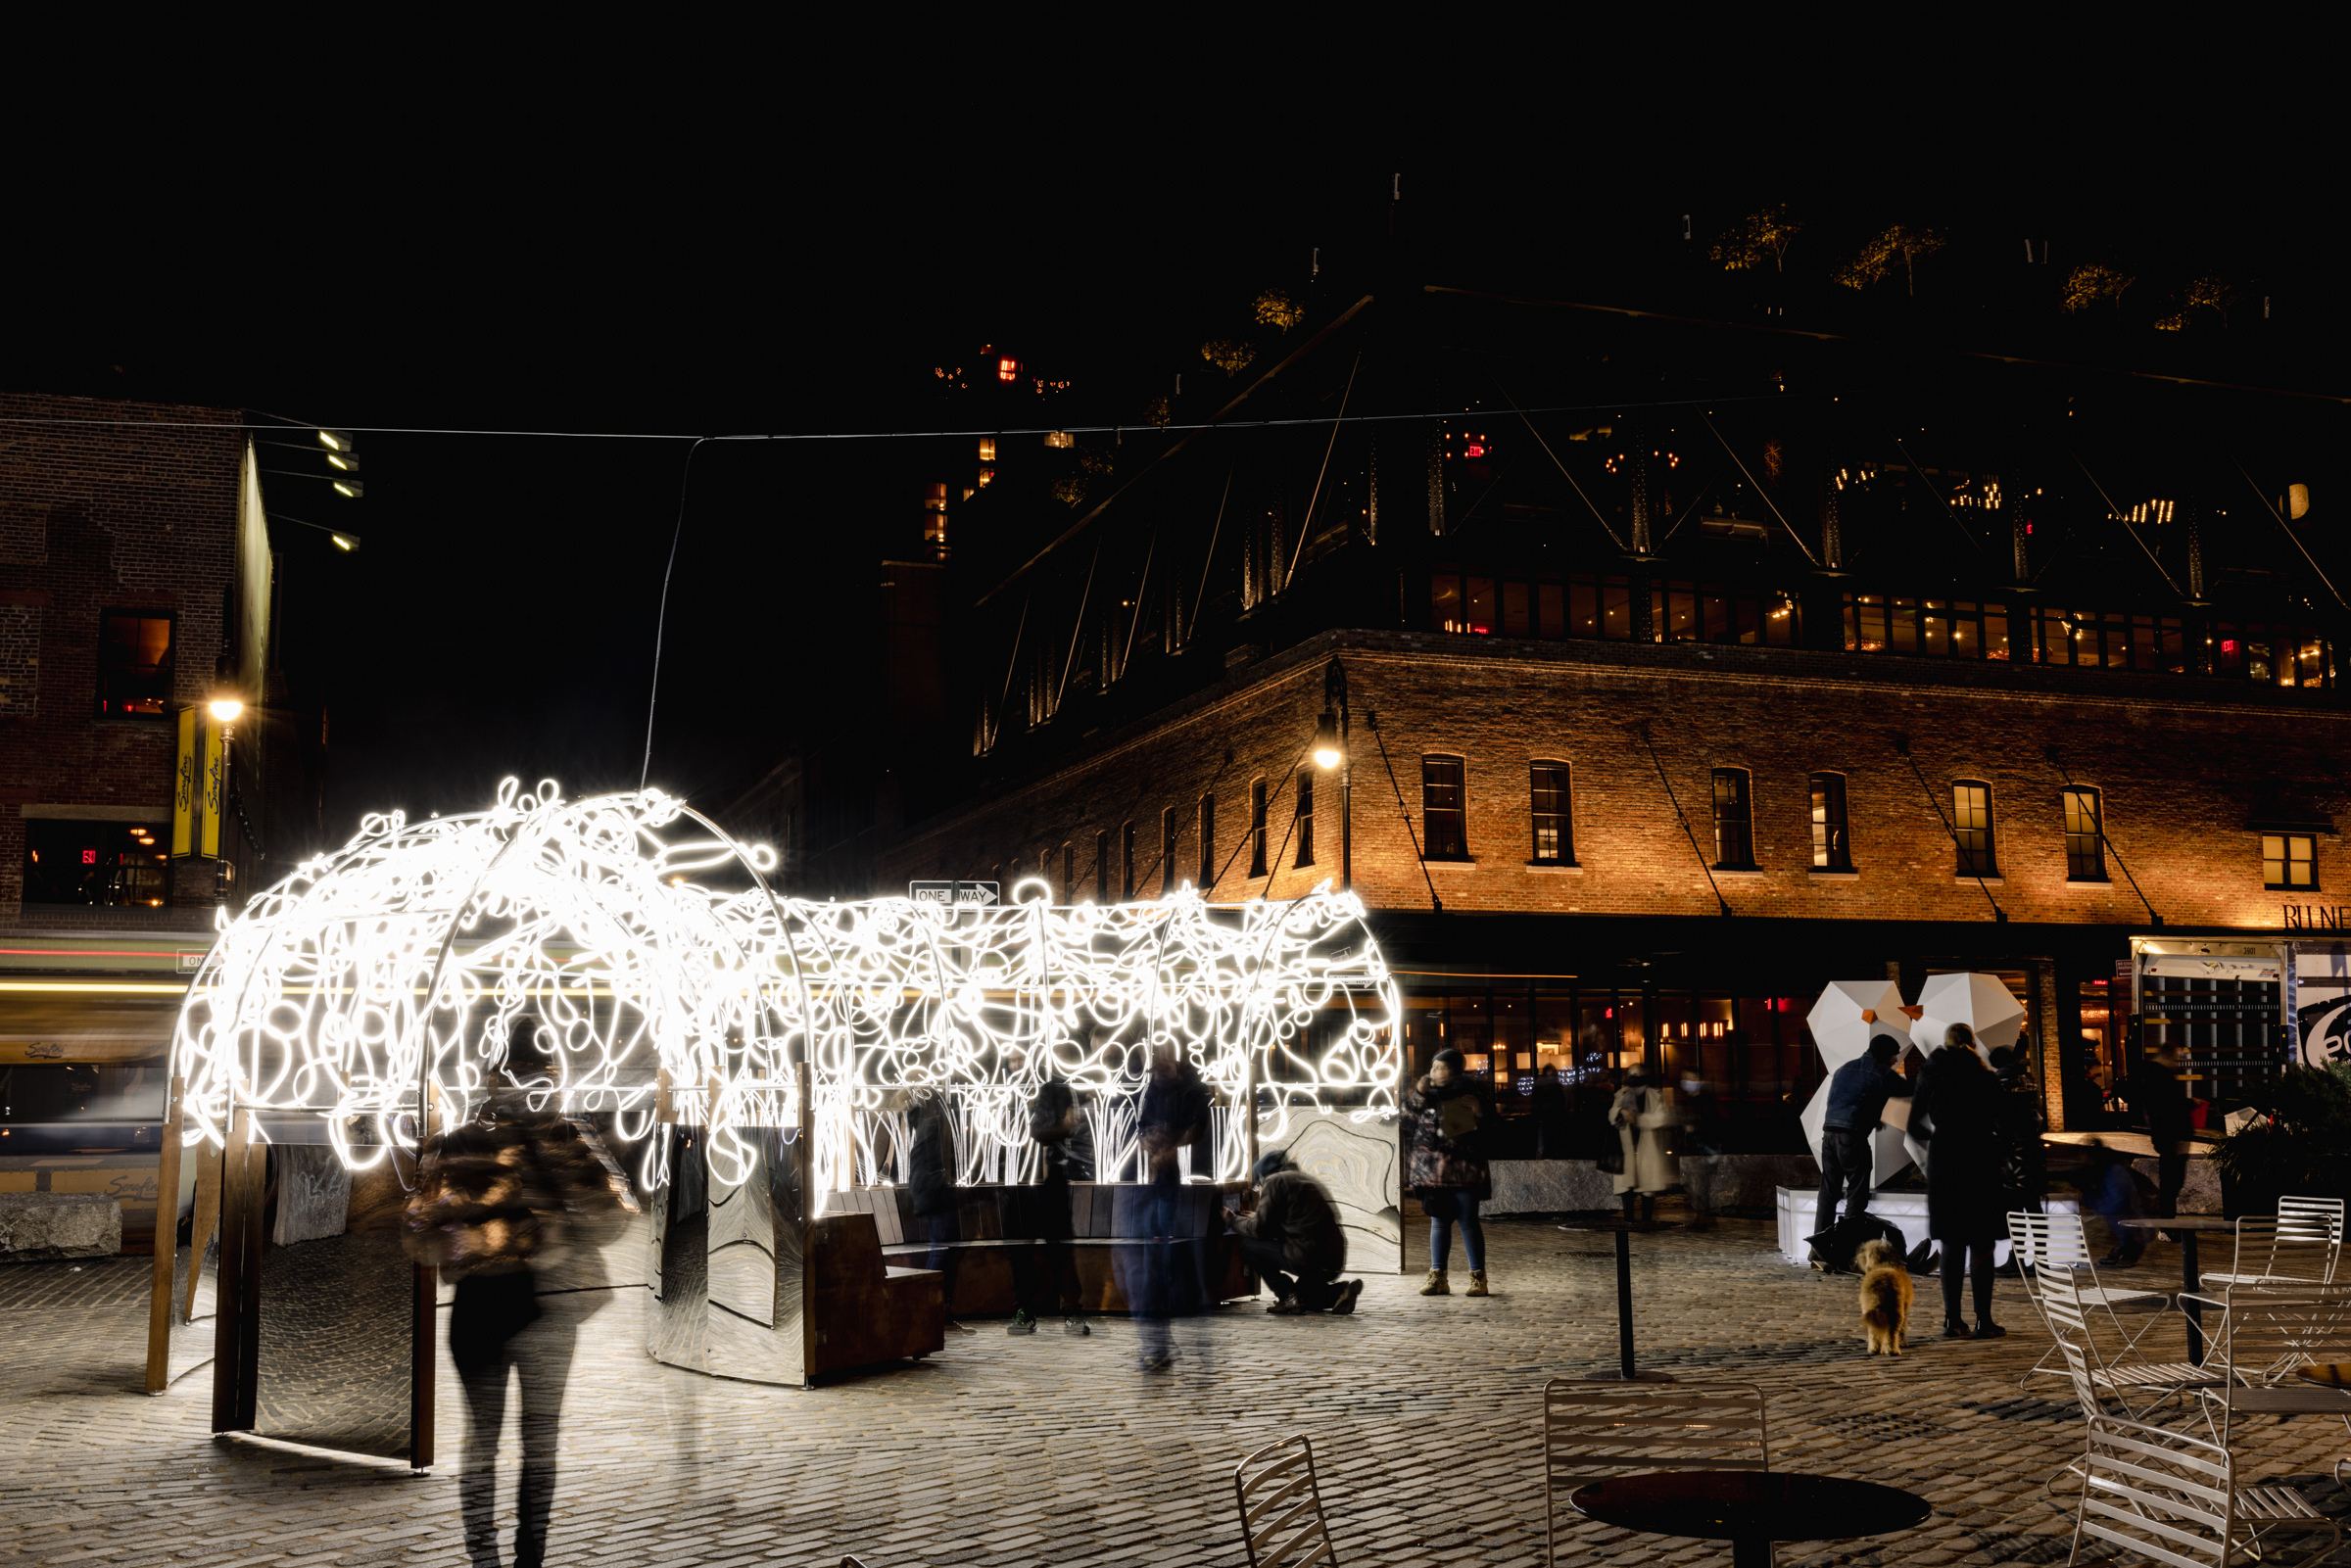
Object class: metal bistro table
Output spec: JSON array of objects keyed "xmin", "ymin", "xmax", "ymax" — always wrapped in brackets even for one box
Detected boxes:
[
  {"xmin": 1572, "ymin": 1470, "xmax": 1931, "ymax": 1568},
  {"xmin": 2113, "ymin": 1214, "xmax": 2238, "ymax": 1364},
  {"xmin": 1557, "ymin": 1214, "xmax": 1679, "ymax": 1382}
]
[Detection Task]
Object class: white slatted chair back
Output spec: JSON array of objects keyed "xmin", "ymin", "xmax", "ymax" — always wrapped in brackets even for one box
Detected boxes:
[
  {"xmin": 1542, "ymin": 1381, "xmax": 1768, "ymax": 1568},
  {"xmin": 1234, "ymin": 1435, "xmax": 1339, "ymax": 1568},
  {"xmin": 2278, "ymin": 1196, "xmax": 2343, "ymax": 1283},
  {"xmin": 2207, "ymin": 1286, "xmax": 2351, "ymax": 1389},
  {"xmin": 2072, "ymin": 1415, "xmax": 2236, "ymax": 1568},
  {"xmin": 2203, "ymin": 1215, "xmax": 2327, "ymax": 1288}
]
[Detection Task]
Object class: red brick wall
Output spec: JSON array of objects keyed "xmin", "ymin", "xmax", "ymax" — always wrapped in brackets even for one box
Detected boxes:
[
  {"xmin": 874, "ymin": 629, "xmax": 2351, "ymax": 932},
  {"xmin": 0, "ymin": 392, "xmax": 245, "ymax": 925}
]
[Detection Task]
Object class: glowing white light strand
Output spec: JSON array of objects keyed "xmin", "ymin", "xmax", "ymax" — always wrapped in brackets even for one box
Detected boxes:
[{"xmin": 172, "ymin": 782, "xmax": 1399, "ymax": 1195}]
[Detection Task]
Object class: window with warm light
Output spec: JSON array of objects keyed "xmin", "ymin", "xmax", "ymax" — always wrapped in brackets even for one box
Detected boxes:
[
  {"xmin": 1954, "ymin": 781, "xmax": 1997, "ymax": 876},
  {"xmin": 1421, "ymin": 755, "xmax": 1468, "ymax": 860},
  {"xmin": 1711, "ymin": 769, "xmax": 1755, "ymax": 869},
  {"xmin": 1810, "ymin": 774, "xmax": 1851, "ymax": 871},
  {"xmin": 1295, "ymin": 773, "xmax": 1316, "ymax": 868},
  {"xmin": 1530, "ymin": 763, "xmax": 1572, "ymax": 865},
  {"xmin": 22, "ymin": 819, "xmax": 169, "ymax": 906},
  {"xmin": 2063, "ymin": 787, "xmax": 2106, "ymax": 881},
  {"xmin": 95, "ymin": 611, "xmax": 173, "ymax": 716},
  {"xmin": 1248, "ymin": 779, "xmax": 1268, "ymax": 878},
  {"xmin": 2265, "ymin": 833, "xmax": 2318, "ymax": 891}
]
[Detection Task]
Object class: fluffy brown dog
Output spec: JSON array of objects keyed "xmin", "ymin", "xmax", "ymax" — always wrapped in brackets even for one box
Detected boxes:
[{"xmin": 1856, "ymin": 1238, "xmax": 1913, "ymax": 1355}]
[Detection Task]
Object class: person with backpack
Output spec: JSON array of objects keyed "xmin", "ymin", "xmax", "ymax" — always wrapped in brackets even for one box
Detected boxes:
[
  {"xmin": 1405, "ymin": 1046, "xmax": 1493, "ymax": 1298},
  {"xmin": 1226, "ymin": 1149, "xmax": 1360, "ymax": 1314},
  {"xmin": 405, "ymin": 1019, "xmax": 635, "ymax": 1568},
  {"xmin": 1009, "ymin": 1076, "xmax": 1093, "ymax": 1336}
]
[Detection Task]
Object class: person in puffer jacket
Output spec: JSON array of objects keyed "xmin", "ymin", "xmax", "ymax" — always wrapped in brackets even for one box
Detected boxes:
[{"xmin": 405, "ymin": 1019, "xmax": 635, "ymax": 1568}]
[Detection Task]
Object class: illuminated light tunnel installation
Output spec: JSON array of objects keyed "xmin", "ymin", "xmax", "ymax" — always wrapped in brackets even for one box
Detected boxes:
[{"xmin": 171, "ymin": 779, "xmax": 1402, "ymax": 1196}]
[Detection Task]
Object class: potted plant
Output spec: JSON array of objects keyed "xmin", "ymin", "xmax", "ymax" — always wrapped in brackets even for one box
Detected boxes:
[{"xmin": 2209, "ymin": 1063, "xmax": 2351, "ymax": 1217}]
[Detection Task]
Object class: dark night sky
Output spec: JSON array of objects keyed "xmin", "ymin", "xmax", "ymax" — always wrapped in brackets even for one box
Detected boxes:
[{"xmin": 6, "ymin": 19, "xmax": 2342, "ymax": 848}]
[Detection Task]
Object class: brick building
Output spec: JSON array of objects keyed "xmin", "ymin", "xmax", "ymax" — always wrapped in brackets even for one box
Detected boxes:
[
  {"xmin": 2, "ymin": 392, "xmax": 334, "ymax": 1247},
  {"xmin": 760, "ymin": 286, "xmax": 2351, "ymax": 1141}
]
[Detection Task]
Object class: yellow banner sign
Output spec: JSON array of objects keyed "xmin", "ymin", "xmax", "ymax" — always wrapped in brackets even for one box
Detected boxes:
[
  {"xmin": 199, "ymin": 719, "xmax": 223, "ymax": 860},
  {"xmin": 172, "ymin": 707, "xmax": 197, "ymax": 857}
]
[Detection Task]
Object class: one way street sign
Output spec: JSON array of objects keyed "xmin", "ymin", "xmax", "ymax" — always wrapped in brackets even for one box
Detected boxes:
[{"xmin": 908, "ymin": 880, "xmax": 1000, "ymax": 906}]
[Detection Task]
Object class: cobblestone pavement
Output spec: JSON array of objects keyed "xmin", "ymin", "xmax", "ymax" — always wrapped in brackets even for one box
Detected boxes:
[{"xmin": 8, "ymin": 1212, "xmax": 2351, "ymax": 1567}]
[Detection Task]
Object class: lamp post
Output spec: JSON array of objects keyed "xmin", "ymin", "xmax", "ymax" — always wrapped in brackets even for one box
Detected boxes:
[
  {"xmin": 209, "ymin": 696, "xmax": 243, "ymax": 908},
  {"xmin": 1315, "ymin": 659, "xmax": 1350, "ymax": 892}
]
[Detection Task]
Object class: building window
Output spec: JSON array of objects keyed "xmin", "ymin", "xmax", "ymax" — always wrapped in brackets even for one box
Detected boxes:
[
  {"xmin": 1249, "ymin": 778, "xmax": 1269, "ymax": 878},
  {"xmin": 1953, "ymin": 781, "xmax": 1996, "ymax": 876},
  {"xmin": 1198, "ymin": 795, "xmax": 1216, "ymax": 891},
  {"xmin": 1061, "ymin": 842, "xmax": 1075, "ymax": 902},
  {"xmin": 21, "ymin": 819, "xmax": 170, "ymax": 906},
  {"xmin": 1711, "ymin": 769, "xmax": 1755, "ymax": 869},
  {"xmin": 1809, "ymin": 774, "xmax": 1851, "ymax": 871},
  {"xmin": 1094, "ymin": 831, "xmax": 1110, "ymax": 903},
  {"xmin": 1161, "ymin": 809, "xmax": 1178, "ymax": 895},
  {"xmin": 2265, "ymin": 833, "xmax": 2318, "ymax": 891},
  {"xmin": 1530, "ymin": 763, "xmax": 1572, "ymax": 865},
  {"xmin": 1295, "ymin": 773, "xmax": 1316, "ymax": 867},
  {"xmin": 2063, "ymin": 788, "xmax": 2106, "ymax": 881},
  {"xmin": 1122, "ymin": 822, "xmax": 1136, "ymax": 900},
  {"xmin": 95, "ymin": 611, "xmax": 173, "ymax": 717},
  {"xmin": 1421, "ymin": 755, "xmax": 1467, "ymax": 860}
]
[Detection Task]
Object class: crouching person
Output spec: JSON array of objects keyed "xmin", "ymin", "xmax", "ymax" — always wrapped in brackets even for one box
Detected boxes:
[{"xmin": 1226, "ymin": 1151, "xmax": 1363, "ymax": 1315}]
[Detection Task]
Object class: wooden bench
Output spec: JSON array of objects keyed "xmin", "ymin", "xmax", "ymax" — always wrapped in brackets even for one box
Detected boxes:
[
  {"xmin": 807, "ymin": 1212, "xmax": 944, "ymax": 1378},
  {"xmin": 825, "ymin": 1182, "xmax": 1255, "ymax": 1316}
]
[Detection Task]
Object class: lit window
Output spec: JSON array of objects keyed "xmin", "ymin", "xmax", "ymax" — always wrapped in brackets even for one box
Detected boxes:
[
  {"xmin": 1421, "ymin": 756, "xmax": 1467, "ymax": 860},
  {"xmin": 1953, "ymin": 781, "xmax": 1996, "ymax": 876},
  {"xmin": 1295, "ymin": 773, "xmax": 1316, "ymax": 868},
  {"xmin": 2063, "ymin": 787, "xmax": 2106, "ymax": 881},
  {"xmin": 998, "ymin": 356, "xmax": 1019, "ymax": 383},
  {"xmin": 1810, "ymin": 773, "xmax": 1851, "ymax": 871},
  {"xmin": 23, "ymin": 819, "xmax": 169, "ymax": 906},
  {"xmin": 1530, "ymin": 763, "xmax": 1572, "ymax": 865},
  {"xmin": 1711, "ymin": 769, "xmax": 1755, "ymax": 869},
  {"xmin": 2265, "ymin": 833, "xmax": 2318, "ymax": 891},
  {"xmin": 96, "ymin": 611, "xmax": 173, "ymax": 717}
]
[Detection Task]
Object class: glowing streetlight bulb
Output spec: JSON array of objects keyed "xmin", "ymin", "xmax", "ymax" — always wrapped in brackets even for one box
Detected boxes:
[
  {"xmin": 208, "ymin": 698, "xmax": 244, "ymax": 723},
  {"xmin": 1312, "ymin": 712, "xmax": 1344, "ymax": 770}
]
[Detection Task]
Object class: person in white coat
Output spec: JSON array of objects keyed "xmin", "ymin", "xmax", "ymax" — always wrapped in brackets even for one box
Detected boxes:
[{"xmin": 1609, "ymin": 1068, "xmax": 1680, "ymax": 1222}]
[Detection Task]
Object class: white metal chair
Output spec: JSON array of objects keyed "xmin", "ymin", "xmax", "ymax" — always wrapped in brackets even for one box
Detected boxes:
[
  {"xmin": 2010, "ymin": 1211, "xmax": 2176, "ymax": 1385},
  {"xmin": 1542, "ymin": 1380, "xmax": 1768, "ymax": 1568},
  {"xmin": 2068, "ymin": 1412, "xmax": 2337, "ymax": 1567},
  {"xmin": 1234, "ymin": 1434, "xmax": 1340, "ymax": 1568},
  {"xmin": 2200, "ymin": 1200, "xmax": 2339, "ymax": 1289},
  {"xmin": 2183, "ymin": 1285, "xmax": 2351, "ymax": 1463},
  {"xmin": 2037, "ymin": 1265, "xmax": 2224, "ymax": 1421}
]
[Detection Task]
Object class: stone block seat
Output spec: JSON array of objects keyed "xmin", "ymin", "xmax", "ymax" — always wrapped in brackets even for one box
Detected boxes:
[
  {"xmin": 0, "ymin": 1192, "xmax": 122, "ymax": 1260},
  {"xmin": 806, "ymin": 1212, "xmax": 945, "ymax": 1378},
  {"xmin": 831, "ymin": 1182, "xmax": 1254, "ymax": 1316}
]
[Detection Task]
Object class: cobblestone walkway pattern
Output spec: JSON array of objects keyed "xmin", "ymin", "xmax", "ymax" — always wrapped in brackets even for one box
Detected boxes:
[{"xmin": 8, "ymin": 1213, "xmax": 2351, "ymax": 1566}]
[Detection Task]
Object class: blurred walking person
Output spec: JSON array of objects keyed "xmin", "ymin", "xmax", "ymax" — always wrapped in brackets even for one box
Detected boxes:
[
  {"xmin": 1406, "ymin": 1047, "xmax": 1493, "ymax": 1297},
  {"xmin": 406, "ymin": 1019, "xmax": 635, "ymax": 1568},
  {"xmin": 1010, "ymin": 1076, "xmax": 1092, "ymax": 1336},
  {"xmin": 1135, "ymin": 1041, "xmax": 1210, "ymax": 1369},
  {"xmin": 906, "ymin": 1087, "xmax": 975, "ymax": 1335},
  {"xmin": 1610, "ymin": 1067, "xmax": 1679, "ymax": 1223},
  {"xmin": 1909, "ymin": 1022, "xmax": 2008, "ymax": 1340},
  {"xmin": 1227, "ymin": 1150, "xmax": 1361, "ymax": 1314}
]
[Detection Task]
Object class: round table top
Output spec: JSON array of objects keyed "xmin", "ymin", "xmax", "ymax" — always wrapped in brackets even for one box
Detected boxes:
[
  {"xmin": 2113, "ymin": 1215, "xmax": 2238, "ymax": 1231},
  {"xmin": 1571, "ymin": 1470, "xmax": 1930, "ymax": 1544}
]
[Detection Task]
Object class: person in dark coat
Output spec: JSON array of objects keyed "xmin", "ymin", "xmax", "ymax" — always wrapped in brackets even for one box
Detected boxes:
[
  {"xmin": 1816, "ymin": 1034, "xmax": 1907, "ymax": 1232},
  {"xmin": 906, "ymin": 1088, "xmax": 974, "ymax": 1336},
  {"xmin": 1404, "ymin": 1046, "xmax": 1493, "ymax": 1298},
  {"xmin": 1132, "ymin": 1042, "xmax": 1211, "ymax": 1370},
  {"xmin": 1226, "ymin": 1150, "xmax": 1359, "ymax": 1313},
  {"xmin": 1989, "ymin": 1044, "xmax": 2048, "ymax": 1217},
  {"xmin": 406, "ymin": 1018, "xmax": 635, "ymax": 1568},
  {"xmin": 2134, "ymin": 1039, "xmax": 2194, "ymax": 1222},
  {"xmin": 1010, "ymin": 1077, "xmax": 1092, "ymax": 1336},
  {"xmin": 1907, "ymin": 1023, "xmax": 2008, "ymax": 1339}
]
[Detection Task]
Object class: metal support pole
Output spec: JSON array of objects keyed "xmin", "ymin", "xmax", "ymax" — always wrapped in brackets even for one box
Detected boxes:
[{"xmin": 1616, "ymin": 1228, "xmax": 1637, "ymax": 1379}]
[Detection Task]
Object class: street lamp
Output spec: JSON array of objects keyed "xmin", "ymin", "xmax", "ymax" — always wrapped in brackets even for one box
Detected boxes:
[
  {"xmin": 1321, "ymin": 660, "xmax": 1351, "ymax": 892},
  {"xmin": 208, "ymin": 697, "xmax": 242, "ymax": 907}
]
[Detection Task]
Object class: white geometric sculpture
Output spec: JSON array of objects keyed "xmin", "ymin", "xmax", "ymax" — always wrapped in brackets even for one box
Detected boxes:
[
  {"xmin": 172, "ymin": 779, "xmax": 1400, "ymax": 1196},
  {"xmin": 1902, "ymin": 972, "xmax": 2027, "ymax": 1171},
  {"xmin": 1800, "ymin": 980, "xmax": 1913, "ymax": 1189}
]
